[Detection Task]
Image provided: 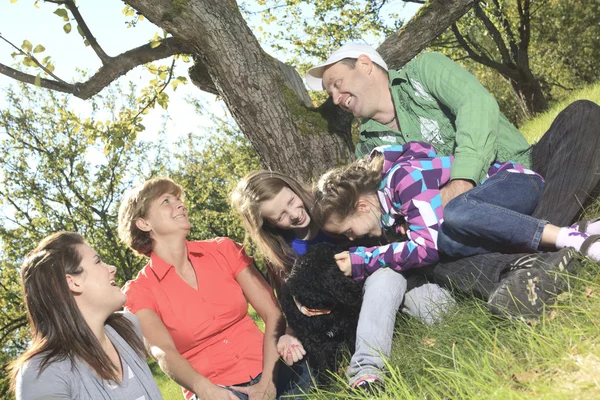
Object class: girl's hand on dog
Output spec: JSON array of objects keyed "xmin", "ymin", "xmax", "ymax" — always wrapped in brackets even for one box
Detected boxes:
[
  {"xmin": 334, "ymin": 252, "xmax": 352, "ymax": 276},
  {"xmin": 277, "ymin": 334, "xmax": 306, "ymax": 365}
]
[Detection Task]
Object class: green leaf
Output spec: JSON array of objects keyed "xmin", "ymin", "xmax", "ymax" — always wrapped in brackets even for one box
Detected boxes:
[
  {"xmin": 10, "ymin": 0, "xmax": 18, "ymax": 3},
  {"xmin": 149, "ymin": 40, "xmax": 162, "ymax": 49},
  {"xmin": 42, "ymin": 56, "xmax": 51, "ymax": 64},
  {"xmin": 34, "ymin": 74, "xmax": 41, "ymax": 87},
  {"xmin": 84, "ymin": 40, "xmax": 90, "ymax": 47},
  {"xmin": 123, "ymin": 5, "xmax": 135, "ymax": 17},
  {"xmin": 21, "ymin": 40, "xmax": 33, "ymax": 52},
  {"xmin": 33, "ymin": 44, "xmax": 45, "ymax": 54},
  {"xmin": 22, "ymin": 56, "xmax": 36, "ymax": 67},
  {"xmin": 46, "ymin": 62, "xmax": 55, "ymax": 73},
  {"xmin": 157, "ymin": 92, "xmax": 169, "ymax": 109},
  {"xmin": 53, "ymin": 8, "xmax": 69, "ymax": 21},
  {"xmin": 63, "ymin": 23, "xmax": 72, "ymax": 34}
]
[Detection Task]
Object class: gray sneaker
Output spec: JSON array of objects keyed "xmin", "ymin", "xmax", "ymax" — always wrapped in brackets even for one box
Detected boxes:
[{"xmin": 487, "ymin": 248, "xmax": 578, "ymax": 317}]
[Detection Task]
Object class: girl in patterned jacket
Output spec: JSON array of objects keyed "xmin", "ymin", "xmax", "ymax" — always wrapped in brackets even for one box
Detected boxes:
[
  {"xmin": 315, "ymin": 141, "xmax": 599, "ymax": 278},
  {"xmin": 313, "ymin": 141, "xmax": 600, "ymax": 391}
]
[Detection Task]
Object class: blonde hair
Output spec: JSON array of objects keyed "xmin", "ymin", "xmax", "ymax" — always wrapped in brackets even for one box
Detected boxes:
[
  {"xmin": 118, "ymin": 178, "xmax": 184, "ymax": 256},
  {"xmin": 231, "ymin": 171, "xmax": 315, "ymax": 289},
  {"xmin": 314, "ymin": 154, "xmax": 384, "ymax": 227}
]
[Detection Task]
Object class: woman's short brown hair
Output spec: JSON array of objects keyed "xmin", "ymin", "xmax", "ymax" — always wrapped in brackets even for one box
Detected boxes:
[{"xmin": 118, "ymin": 177, "xmax": 183, "ymax": 256}]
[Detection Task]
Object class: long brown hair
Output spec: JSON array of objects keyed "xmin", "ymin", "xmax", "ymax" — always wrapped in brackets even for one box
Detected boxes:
[
  {"xmin": 231, "ymin": 171, "xmax": 316, "ymax": 290},
  {"xmin": 313, "ymin": 154, "xmax": 384, "ymax": 226},
  {"xmin": 9, "ymin": 232, "xmax": 146, "ymax": 389}
]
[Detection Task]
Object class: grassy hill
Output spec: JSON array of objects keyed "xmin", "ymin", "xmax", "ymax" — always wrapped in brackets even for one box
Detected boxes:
[{"xmin": 156, "ymin": 84, "xmax": 600, "ymax": 399}]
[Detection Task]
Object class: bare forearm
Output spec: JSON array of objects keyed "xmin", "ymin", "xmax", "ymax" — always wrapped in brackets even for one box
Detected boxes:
[
  {"xmin": 440, "ymin": 179, "xmax": 474, "ymax": 206},
  {"xmin": 155, "ymin": 348, "xmax": 211, "ymax": 396},
  {"xmin": 260, "ymin": 311, "xmax": 286, "ymax": 382}
]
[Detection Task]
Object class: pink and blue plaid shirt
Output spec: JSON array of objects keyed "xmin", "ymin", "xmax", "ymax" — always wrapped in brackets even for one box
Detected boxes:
[{"xmin": 349, "ymin": 142, "xmax": 540, "ymax": 280}]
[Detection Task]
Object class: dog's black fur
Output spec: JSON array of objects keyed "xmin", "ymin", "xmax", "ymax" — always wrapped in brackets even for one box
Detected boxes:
[{"xmin": 279, "ymin": 243, "xmax": 364, "ymax": 375}]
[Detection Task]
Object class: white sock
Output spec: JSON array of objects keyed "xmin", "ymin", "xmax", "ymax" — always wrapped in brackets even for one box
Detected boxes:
[
  {"xmin": 556, "ymin": 228, "xmax": 600, "ymax": 262},
  {"xmin": 569, "ymin": 219, "xmax": 600, "ymax": 235}
]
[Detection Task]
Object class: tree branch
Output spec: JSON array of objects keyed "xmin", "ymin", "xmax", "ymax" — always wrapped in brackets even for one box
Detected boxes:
[
  {"xmin": 0, "ymin": 33, "xmax": 67, "ymax": 83},
  {"xmin": 490, "ymin": 0, "xmax": 520, "ymax": 60},
  {"xmin": 451, "ymin": 23, "xmax": 512, "ymax": 76},
  {"xmin": 0, "ymin": 38, "xmax": 187, "ymax": 99},
  {"xmin": 62, "ymin": 0, "xmax": 110, "ymax": 63},
  {"xmin": 517, "ymin": 0, "xmax": 531, "ymax": 60},
  {"xmin": 377, "ymin": 0, "xmax": 477, "ymax": 69},
  {"xmin": 472, "ymin": 2, "xmax": 512, "ymax": 65},
  {"xmin": 0, "ymin": 316, "xmax": 27, "ymax": 345},
  {"xmin": 0, "ymin": 189, "xmax": 34, "ymax": 225},
  {"xmin": 132, "ymin": 57, "xmax": 177, "ymax": 123}
]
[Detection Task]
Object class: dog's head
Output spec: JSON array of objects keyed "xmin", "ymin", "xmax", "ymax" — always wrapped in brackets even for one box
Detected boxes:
[{"xmin": 279, "ymin": 243, "xmax": 363, "ymax": 370}]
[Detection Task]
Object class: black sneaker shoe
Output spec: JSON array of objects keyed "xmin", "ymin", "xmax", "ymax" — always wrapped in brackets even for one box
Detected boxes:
[{"xmin": 488, "ymin": 248, "xmax": 578, "ymax": 317}]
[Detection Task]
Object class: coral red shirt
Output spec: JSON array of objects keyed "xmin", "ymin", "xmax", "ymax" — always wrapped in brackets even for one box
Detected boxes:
[{"xmin": 123, "ymin": 238, "xmax": 264, "ymax": 400}]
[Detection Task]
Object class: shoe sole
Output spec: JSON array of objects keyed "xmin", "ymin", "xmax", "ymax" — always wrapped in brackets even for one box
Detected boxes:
[{"xmin": 488, "ymin": 248, "xmax": 577, "ymax": 317}]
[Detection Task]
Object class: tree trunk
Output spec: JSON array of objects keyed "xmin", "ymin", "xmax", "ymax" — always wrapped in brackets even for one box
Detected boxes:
[
  {"xmin": 124, "ymin": 0, "xmax": 477, "ymax": 181},
  {"xmin": 124, "ymin": 0, "xmax": 353, "ymax": 182},
  {"xmin": 379, "ymin": 0, "xmax": 476, "ymax": 69},
  {"xmin": 508, "ymin": 68, "xmax": 549, "ymax": 116}
]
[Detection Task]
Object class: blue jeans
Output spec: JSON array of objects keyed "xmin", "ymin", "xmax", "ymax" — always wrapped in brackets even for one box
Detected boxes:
[
  {"xmin": 438, "ymin": 171, "xmax": 547, "ymax": 257},
  {"xmin": 207, "ymin": 358, "xmax": 314, "ymax": 400}
]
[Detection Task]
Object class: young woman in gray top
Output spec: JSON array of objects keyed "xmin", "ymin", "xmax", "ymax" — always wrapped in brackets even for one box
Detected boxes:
[{"xmin": 9, "ymin": 232, "xmax": 163, "ymax": 400}]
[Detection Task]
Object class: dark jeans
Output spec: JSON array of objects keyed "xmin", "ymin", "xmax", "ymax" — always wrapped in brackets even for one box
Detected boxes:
[
  {"xmin": 434, "ymin": 100, "xmax": 600, "ymax": 299},
  {"xmin": 219, "ymin": 358, "xmax": 314, "ymax": 400},
  {"xmin": 439, "ymin": 171, "xmax": 546, "ymax": 257}
]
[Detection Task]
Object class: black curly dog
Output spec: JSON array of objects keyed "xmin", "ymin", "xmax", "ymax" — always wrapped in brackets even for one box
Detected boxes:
[{"xmin": 279, "ymin": 243, "xmax": 363, "ymax": 376}]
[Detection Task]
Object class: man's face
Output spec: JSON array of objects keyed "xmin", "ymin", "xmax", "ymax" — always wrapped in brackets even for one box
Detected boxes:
[{"xmin": 321, "ymin": 57, "xmax": 380, "ymax": 119}]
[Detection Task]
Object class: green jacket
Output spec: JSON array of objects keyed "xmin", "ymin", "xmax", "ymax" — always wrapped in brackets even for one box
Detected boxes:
[{"xmin": 357, "ymin": 52, "xmax": 531, "ymax": 184}]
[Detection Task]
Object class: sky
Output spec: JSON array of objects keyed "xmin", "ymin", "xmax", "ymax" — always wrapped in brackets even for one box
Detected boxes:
[{"xmin": 0, "ymin": 0, "xmax": 215, "ymax": 145}]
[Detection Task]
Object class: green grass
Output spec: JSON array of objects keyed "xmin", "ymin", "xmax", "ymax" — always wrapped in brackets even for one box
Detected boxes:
[
  {"xmin": 156, "ymin": 85, "xmax": 600, "ymax": 399},
  {"xmin": 303, "ymin": 253, "xmax": 600, "ymax": 400},
  {"xmin": 520, "ymin": 82, "xmax": 600, "ymax": 143}
]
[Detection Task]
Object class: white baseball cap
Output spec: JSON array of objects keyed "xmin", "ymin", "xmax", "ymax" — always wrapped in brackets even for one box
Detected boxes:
[{"xmin": 305, "ymin": 43, "xmax": 388, "ymax": 91}]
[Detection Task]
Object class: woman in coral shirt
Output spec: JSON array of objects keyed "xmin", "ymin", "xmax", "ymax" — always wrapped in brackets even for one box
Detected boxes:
[{"xmin": 118, "ymin": 178, "xmax": 310, "ymax": 400}]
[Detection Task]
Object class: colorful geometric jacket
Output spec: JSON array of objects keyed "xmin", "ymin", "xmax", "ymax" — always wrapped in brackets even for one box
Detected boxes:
[{"xmin": 349, "ymin": 142, "xmax": 540, "ymax": 281}]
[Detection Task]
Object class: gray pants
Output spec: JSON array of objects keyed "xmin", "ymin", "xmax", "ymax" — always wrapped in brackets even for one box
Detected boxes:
[{"xmin": 347, "ymin": 268, "xmax": 454, "ymax": 385}]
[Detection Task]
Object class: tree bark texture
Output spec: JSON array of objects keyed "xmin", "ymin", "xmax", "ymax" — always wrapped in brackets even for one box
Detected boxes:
[
  {"xmin": 125, "ymin": 0, "xmax": 354, "ymax": 182},
  {"xmin": 378, "ymin": 0, "xmax": 477, "ymax": 69}
]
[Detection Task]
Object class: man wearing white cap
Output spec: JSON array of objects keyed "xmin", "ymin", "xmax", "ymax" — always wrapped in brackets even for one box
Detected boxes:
[
  {"xmin": 306, "ymin": 43, "xmax": 532, "ymax": 205},
  {"xmin": 305, "ymin": 42, "xmax": 600, "ymax": 228},
  {"xmin": 305, "ymin": 42, "xmax": 600, "ymax": 390}
]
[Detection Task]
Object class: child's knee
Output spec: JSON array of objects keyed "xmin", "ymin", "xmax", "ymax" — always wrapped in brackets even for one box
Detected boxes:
[{"xmin": 404, "ymin": 283, "xmax": 455, "ymax": 325}]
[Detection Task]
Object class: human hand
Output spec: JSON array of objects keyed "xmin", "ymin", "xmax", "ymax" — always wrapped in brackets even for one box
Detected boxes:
[
  {"xmin": 277, "ymin": 334, "xmax": 306, "ymax": 366},
  {"xmin": 196, "ymin": 383, "xmax": 238, "ymax": 400},
  {"xmin": 398, "ymin": 221, "xmax": 408, "ymax": 236},
  {"xmin": 440, "ymin": 179, "xmax": 474, "ymax": 207},
  {"xmin": 232, "ymin": 379, "xmax": 276, "ymax": 400},
  {"xmin": 334, "ymin": 251, "xmax": 352, "ymax": 276}
]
